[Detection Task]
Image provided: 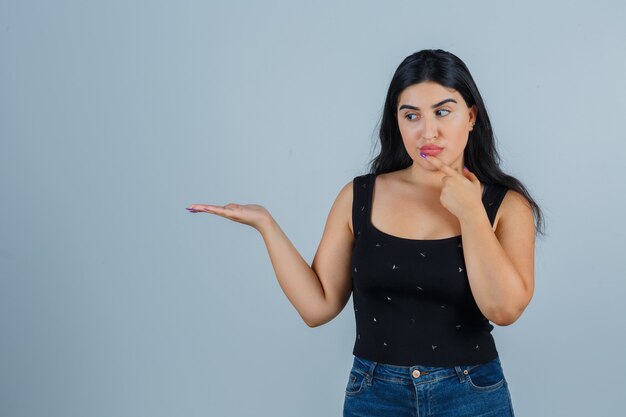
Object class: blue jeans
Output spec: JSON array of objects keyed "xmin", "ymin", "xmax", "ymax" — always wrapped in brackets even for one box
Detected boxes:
[{"xmin": 343, "ymin": 355, "xmax": 515, "ymax": 416}]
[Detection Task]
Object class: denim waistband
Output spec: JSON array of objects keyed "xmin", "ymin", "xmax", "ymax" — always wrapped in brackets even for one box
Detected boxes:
[{"xmin": 351, "ymin": 354, "xmax": 501, "ymax": 384}]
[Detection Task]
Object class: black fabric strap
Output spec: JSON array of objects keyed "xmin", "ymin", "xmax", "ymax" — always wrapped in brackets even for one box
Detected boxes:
[
  {"xmin": 481, "ymin": 183, "xmax": 509, "ymax": 226},
  {"xmin": 351, "ymin": 174, "xmax": 372, "ymax": 240}
]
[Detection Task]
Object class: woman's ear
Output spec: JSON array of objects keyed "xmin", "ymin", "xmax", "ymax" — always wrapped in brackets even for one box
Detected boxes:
[{"xmin": 469, "ymin": 105, "xmax": 478, "ymax": 129}]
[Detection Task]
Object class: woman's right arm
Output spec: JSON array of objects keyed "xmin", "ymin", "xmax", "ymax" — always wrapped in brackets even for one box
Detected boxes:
[{"xmin": 186, "ymin": 180, "xmax": 355, "ymax": 328}]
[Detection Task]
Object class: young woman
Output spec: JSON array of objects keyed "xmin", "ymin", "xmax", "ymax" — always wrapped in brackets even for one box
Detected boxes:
[{"xmin": 187, "ymin": 49, "xmax": 543, "ymax": 416}]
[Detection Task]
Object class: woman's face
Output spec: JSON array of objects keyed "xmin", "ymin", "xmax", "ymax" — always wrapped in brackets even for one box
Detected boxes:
[{"xmin": 396, "ymin": 81, "xmax": 477, "ymax": 171}]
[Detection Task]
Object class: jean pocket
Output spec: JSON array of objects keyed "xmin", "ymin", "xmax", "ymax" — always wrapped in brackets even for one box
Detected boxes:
[
  {"xmin": 345, "ymin": 369, "xmax": 367, "ymax": 396},
  {"xmin": 466, "ymin": 358, "xmax": 506, "ymax": 392}
]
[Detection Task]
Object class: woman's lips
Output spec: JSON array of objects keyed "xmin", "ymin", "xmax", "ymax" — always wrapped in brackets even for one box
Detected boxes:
[{"xmin": 419, "ymin": 147, "xmax": 443, "ymax": 156}]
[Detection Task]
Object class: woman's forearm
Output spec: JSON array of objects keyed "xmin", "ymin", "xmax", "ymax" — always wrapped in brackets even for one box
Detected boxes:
[
  {"xmin": 257, "ymin": 215, "xmax": 329, "ymax": 327},
  {"xmin": 459, "ymin": 209, "xmax": 529, "ymax": 326}
]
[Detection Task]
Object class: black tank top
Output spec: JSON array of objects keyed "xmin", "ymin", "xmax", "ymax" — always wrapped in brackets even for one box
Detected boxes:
[{"xmin": 350, "ymin": 173, "xmax": 509, "ymax": 366}]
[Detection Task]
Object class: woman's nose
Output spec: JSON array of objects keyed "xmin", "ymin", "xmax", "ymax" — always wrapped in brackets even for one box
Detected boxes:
[{"xmin": 421, "ymin": 116, "xmax": 438, "ymax": 140}]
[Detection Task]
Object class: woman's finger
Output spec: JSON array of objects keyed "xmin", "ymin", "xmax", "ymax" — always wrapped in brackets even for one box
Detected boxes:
[
  {"xmin": 186, "ymin": 203, "xmax": 270, "ymax": 230},
  {"xmin": 186, "ymin": 204, "xmax": 219, "ymax": 213},
  {"xmin": 186, "ymin": 204, "xmax": 238, "ymax": 218},
  {"xmin": 420, "ymin": 153, "xmax": 461, "ymax": 176}
]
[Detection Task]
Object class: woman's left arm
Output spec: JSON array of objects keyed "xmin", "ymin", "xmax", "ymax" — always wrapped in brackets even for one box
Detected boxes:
[
  {"xmin": 420, "ymin": 154, "xmax": 536, "ymax": 326},
  {"xmin": 459, "ymin": 190, "xmax": 536, "ymax": 326}
]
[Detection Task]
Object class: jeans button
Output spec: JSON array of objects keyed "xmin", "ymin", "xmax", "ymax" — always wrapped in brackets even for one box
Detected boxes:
[{"xmin": 412, "ymin": 370, "xmax": 421, "ymax": 378}]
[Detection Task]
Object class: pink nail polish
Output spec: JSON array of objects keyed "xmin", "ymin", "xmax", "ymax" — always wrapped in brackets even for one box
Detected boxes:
[{"xmin": 419, "ymin": 152, "xmax": 427, "ymax": 158}]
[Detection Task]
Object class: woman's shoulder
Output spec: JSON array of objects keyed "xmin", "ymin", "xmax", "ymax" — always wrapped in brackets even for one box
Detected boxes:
[
  {"xmin": 493, "ymin": 187, "xmax": 534, "ymax": 234},
  {"xmin": 351, "ymin": 171, "xmax": 386, "ymax": 191},
  {"xmin": 352, "ymin": 172, "xmax": 376, "ymax": 182},
  {"xmin": 492, "ymin": 185, "xmax": 530, "ymax": 208}
]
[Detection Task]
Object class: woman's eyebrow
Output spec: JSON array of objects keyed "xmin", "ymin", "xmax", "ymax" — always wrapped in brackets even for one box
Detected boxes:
[{"xmin": 398, "ymin": 98, "xmax": 457, "ymax": 111}]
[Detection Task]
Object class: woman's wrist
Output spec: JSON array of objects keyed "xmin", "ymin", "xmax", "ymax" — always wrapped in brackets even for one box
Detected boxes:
[{"xmin": 256, "ymin": 212, "xmax": 277, "ymax": 235}]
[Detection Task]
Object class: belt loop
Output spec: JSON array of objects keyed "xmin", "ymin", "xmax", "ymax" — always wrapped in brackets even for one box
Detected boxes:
[
  {"xmin": 454, "ymin": 365, "xmax": 468, "ymax": 383},
  {"xmin": 365, "ymin": 361, "xmax": 378, "ymax": 386}
]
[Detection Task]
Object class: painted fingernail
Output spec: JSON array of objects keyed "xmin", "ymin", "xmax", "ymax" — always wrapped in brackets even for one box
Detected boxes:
[
  {"xmin": 464, "ymin": 166, "xmax": 468, "ymax": 171},
  {"xmin": 419, "ymin": 152, "xmax": 427, "ymax": 158}
]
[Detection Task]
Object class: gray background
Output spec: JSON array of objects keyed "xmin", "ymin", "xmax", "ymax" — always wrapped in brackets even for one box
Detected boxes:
[{"xmin": 1, "ymin": 1, "xmax": 625, "ymax": 416}]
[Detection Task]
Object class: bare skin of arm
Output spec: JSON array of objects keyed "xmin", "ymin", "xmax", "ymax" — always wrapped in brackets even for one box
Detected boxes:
[{"xmin": 186, "ymin": 180, "xmax": 355, "ymax": 327}]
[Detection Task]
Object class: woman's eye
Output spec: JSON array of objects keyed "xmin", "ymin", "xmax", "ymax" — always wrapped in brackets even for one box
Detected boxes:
[
  {"xmin": 436, "ymin": 109, "xmax": 450, "ymax": 117},
  {"xmin": 405, "ymin": 114, "xmax": 419, "ymax": 121}
]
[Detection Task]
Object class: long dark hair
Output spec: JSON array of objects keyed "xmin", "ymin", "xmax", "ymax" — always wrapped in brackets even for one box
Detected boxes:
[{"xmin": 368, "ymin": 49, "xmax": 545, "ymax": 237}]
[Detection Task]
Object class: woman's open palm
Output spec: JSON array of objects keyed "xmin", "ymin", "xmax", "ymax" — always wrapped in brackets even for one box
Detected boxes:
[{"xmin": 186, "ymin": 203, "xmax": 271, "ymax": 231}]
